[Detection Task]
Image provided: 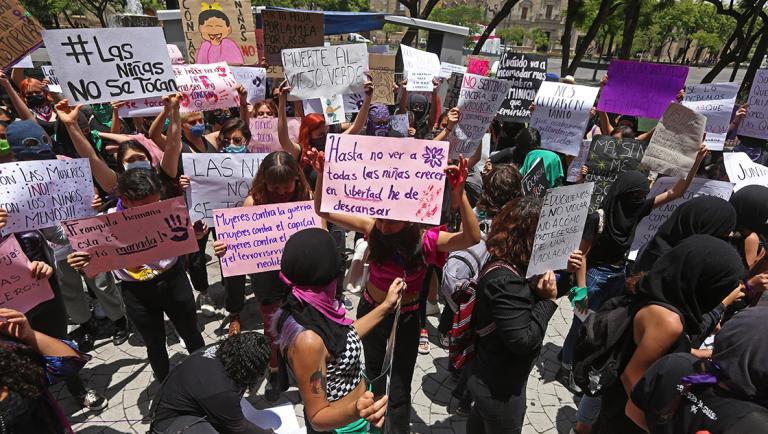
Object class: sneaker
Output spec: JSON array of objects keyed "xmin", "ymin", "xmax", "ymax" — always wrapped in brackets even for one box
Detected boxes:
[
  {"xmin": 74, "ymin": 326, "xmax": 94, "ymax": 353},
  {"xmin": 78, "ymin": 389, "xmax": 108, "ymax": 411},
  {"xmin": 343, "ymin": 296, "xmax": 354, "ymax": 311},
  {"xmin": 418, "ymin": 329, "xmax": 430, "ymax": 354},
  {"xmin": 197, "ymin": 292, "xmax": 216, "ymax": 317},
  {"xmin": 111, "ymin": 327, "xmax": 129, "ymax": 346},
  {"xmin": 228, "ymin": 314, "xmax": 241, "ymax": 337},
  {"xmin": 439, "ymin": 333, "xmax": 450, "ymax": 348},
  {"xmin": 555, "ymin": 366, "xmax": 583, "ymax": 396},
  {"xmin": 425, "ymin": 300, "xmax": 440, "ymax": 316}
]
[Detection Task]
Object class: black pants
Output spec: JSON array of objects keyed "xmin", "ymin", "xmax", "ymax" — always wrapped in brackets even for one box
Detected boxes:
[
  {"xmin": 466, "ymin": 374, "xmax": 527, "ymax": 434},
  {"xmin": 221, "ymin": 274, "xmax": 246, "ymax": 314},
  {"xmin": 120, "ymin": 263, "xmax": 205, "ymax": 381},
  {"xmin": 357, "ymin": 298, "xmax": 420, "ymax": 434},
  {"xmin": 27, "ymin": 278, "xmax": 87, "ymax": 397},
  {"xmin": 187, "ymin": 229, "xmax": 210, "ymax": 293}
]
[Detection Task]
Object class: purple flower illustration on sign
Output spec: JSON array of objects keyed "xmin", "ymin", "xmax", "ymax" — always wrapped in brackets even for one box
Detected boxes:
[{"xmin": 422, "ymin": 146, "xmax": 445, "ymax": 168}]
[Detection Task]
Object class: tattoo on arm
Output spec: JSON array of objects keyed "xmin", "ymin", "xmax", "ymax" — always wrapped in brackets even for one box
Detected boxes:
[{"xmin": 309, "ymin": 370, "xmax": 327, "ymax": 397}]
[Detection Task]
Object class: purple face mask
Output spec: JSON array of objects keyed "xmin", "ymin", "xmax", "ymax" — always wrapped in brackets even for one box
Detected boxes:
[{"xmin": 366, "ymin": 104, "xmax": 390, "ymax": 136}]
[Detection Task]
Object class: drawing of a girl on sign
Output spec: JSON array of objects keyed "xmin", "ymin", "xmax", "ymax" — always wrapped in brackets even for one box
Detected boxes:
[{"xmin": 195, "ymin": 2, "xmax": 244, "ymax": 65}]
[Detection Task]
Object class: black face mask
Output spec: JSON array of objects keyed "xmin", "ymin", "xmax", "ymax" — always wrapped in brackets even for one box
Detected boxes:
[
  {"xmin": 310, "ymin": 136, "xmax": 327, "ymax": 150},
  {"xmin": 26, "ymin": 94, "xmax": 47, "ymax": 108}
]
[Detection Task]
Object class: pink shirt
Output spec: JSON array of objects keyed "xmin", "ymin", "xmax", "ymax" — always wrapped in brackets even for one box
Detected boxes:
[{"xmin": 195, "ymin": 39, "xmax": 244, "ymax": 65}]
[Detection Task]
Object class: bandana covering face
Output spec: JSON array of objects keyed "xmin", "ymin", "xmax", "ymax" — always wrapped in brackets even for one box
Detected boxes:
[{"xmin": 366, "ymin": 103, "xmax": 390, "ymax": 136}]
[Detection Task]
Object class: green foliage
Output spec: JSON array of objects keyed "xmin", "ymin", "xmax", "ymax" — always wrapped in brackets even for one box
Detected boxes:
[
  {"xmin": 383, "ymin": 23, "xmax": 407, "ymax": 33},
  {"xmin": 429, "ymin": 5, "xmax": 484, "ymax": 33},
  {"xmin": 496, "ymin": 27, "xmax": 526, "ymax": 45},
  {"xmin": 529, "ymin": 28, "xmax": 549, "ymax": 51}
]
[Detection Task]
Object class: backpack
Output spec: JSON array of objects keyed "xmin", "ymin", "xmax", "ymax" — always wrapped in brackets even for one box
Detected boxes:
[
  {"xmin": 441, "ymin": 239, "xmax": 491, "ymax": 313},
  {"xmin": 447, "ymin": 260, "xmax": 517, "ymax": 371},
  {"xmin": 572, "ymin": 295, "xmax": 680, "ymax": 397}
]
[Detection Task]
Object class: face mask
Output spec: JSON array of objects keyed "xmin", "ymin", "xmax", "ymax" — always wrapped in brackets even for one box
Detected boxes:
[
  {"xmin": 124, "ymin": 160, "xmax": 152, "ymax": 171},
  {"xmin": 223, "ymin": 144, "xmax": 247, "ymax": 153},
  {"xmin": 309, "ymin": 136, "xmax": 326, "ymax": 150},
  {"xmin": 267, "ymin": 189, "xmax": 295, "ymax": 203},
  {"xmin": 189, "ymin": 123, "xmax": 206, "ymax": 137},
  {"xmin": 26, "ymin": 94, "xmax": 47, "ymax": 108}
]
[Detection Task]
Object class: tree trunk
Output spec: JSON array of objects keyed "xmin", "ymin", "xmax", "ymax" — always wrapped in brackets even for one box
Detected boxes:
[
  {"xmin": 740, "ymin": 21, "xmax": 768, "ymax": 96},
  {"xmin": 566, "ymin": 0, "xmax": 619, "ymax": 75},
  {"xmin": 398, "ymin": 0, "xmax": 440, "ymax": 46},
  {"xmin": 472, "ymin": 0, "xmax": 521, "ymax": 55},
  {"xmin": 619, "ymin": 0, "xmax": 641, "ymax": 58},
  {"xmin": 560, "ymin": 0, "xmax": 582, "ymax": 76}
]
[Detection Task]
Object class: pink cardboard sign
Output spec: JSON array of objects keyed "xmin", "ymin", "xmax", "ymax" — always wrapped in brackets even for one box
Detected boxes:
[
  {"xmin": 0, "ymin": 236, "xmax": 53, "ymax": 313},
  {"xmin": 247, "ymin": 117, "xmax": 301, "ymax": 153},
  {"xmin": 213, "ymin": 201, "xmax": 321, "ymax": 276},
  {"xmin": 467, "ymin": 57, "xmax": 489, "ymax": 76},
  {"xmin": 320, "ymin": 134, "xmax": 448, "ymax": 225},
  {"xmin": 61, "ymin": 197, "xmax": 199, "ymax": 275},
  {"xmin": 173, "ymin": 62, "xmax": 241, "ymax": 113}
]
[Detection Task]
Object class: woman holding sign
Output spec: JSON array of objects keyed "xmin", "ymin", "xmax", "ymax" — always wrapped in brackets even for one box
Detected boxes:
[{"xmin": 309, "ymin": 151, "xmax": 481, "ymax": 434}]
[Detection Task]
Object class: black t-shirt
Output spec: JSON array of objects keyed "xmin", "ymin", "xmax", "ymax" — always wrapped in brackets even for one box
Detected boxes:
[
  {"xmin": 632, "ymin": 352, "xmax": 768, "ymax": 434},
  {"xmin": 150, "ymin": 345, "xmax": 265, "ymax": 434},
  {"xmin": 583, "ymin": 198, "xmax": 655, "ymax": 265}
]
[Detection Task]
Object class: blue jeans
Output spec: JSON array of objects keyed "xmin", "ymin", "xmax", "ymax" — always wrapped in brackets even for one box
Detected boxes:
[{"xmin": 561, "ymin": 263, "xmax": 626, "ymax": 367}]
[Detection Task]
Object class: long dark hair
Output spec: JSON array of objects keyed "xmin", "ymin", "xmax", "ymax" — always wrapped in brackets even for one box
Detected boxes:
[
  {"xmin": 367, "ymin": 222, "xmax": 424, "ymax": 272},
  {"xmin": 486, "ymin": 196, "xmax": 543, "ymax": 272},
  {"xmin": 248, "ymin": 151, "xmax": 311, "ymax": 205},
  {"xmin": 116, "ymin": 140, "xmax": 153, "ymax": 172}
]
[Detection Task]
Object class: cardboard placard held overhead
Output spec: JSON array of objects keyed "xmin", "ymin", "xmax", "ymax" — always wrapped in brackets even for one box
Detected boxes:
[
  {"xmin": 597, "ymin": 60, "xmax": 688, "ymax": 119},
  {"xmin": 231, "ymin": 66, "xmax": 266, "ymax": 104},
  {"xmin": 584, "ymin": 135, "xmax": 648, "ymax": 212},
  {"xmin": 521, "ymin": 158, "xmax": 549, "ymax": 198},
  {"xmin": 496, "ymin": 52, "xmax": 547, "ymax": 121},
  {"xmin": 180, "ymin": 0, "xmax": 259, "ymax": 65},
  {"xmin": 42, "ymin": 28, "xmax": 177, "ymax": 105},
  {"xmin": 681, "ymin": 82, "xmax": 739, "ymax": 151},
  {"xmin": 282, "ymin": 43, "xmax": 368, "ymax": 101},
  {"xmin": 400, "ymin": 45, "xmax": 441, "ymax": 92},
  {"xmin": 369, "ymin": 54, "xmax": 395, "ymax": 104},
  {"xmin": 738, "ymin": 69, "xmax": 768, "ymax": 140},
  {"xmin": 640, "ymin": 103, "xmax": 706, "ymax": 178},
  {"xmin": 261, "ymin": 10, "xmax": 324, "ymax": 66},
  {"xmin": 0, "ymin": 0, "xmax": 44, "ymax": 71},
  {"xmin": 173, "ymin": 62, "xmax": 240, "ymax": 112},
  {"xmin": 530, "ymin": 82, "xmax": 600, "ymax": 156},
  {"xmin": 443, "ymin": 73, "xmax": 463, "ymax": 110},
  {"xmin": 450, "ymin": 74, "xmax": 511, "ymax": 158}
]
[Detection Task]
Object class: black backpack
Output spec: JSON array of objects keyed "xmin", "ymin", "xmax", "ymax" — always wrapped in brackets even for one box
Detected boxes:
[{"xmin": 572, "ymin": 295, "xmax": 681, "ymax": 397}]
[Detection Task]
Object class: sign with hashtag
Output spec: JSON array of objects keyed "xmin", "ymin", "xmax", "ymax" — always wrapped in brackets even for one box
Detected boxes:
[
  {"xmin": 0, "ymin": 0, "xmax": 44, "ymax": 70},
  {"xmin": 42, "ymin": 27, "xmax": 177, "ymax": 105},
  {"xmin": 61, "ymin": 196, "xmax": 199, "ymax": 276}
]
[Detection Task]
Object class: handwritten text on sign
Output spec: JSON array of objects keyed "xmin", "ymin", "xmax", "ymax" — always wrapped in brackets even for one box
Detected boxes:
[
  {"xmin": 182, "ymin": 153, "xmax": 267, "ymax": 224},
  {"xmin": 0, "ymin": 159, "xmax": 95, "ymax": 234},
  {"xmin": 451, "ymin": 74, "xmax": 511, "ymax": 158},
  {"xmin": 738, "ymin": 69, "xmax": 768, "ymax": 140},
  {"xmin": 530, "ymin": 82, "xmax": 599, "ymax": 156},
  {"xmin": 231, "ymin": 66, "xmax": 266, "ymax": 105},
  {"xmin": 283, "ymin": 44, "xmax": 369, "ymax": 101},
  {"xmin": 0, "ymin": 0, "xmax": 44, "ymax": 71},
  {"xmin": 522, "ymin": 158, "xmax": 549, "ymax": 198},
  {"xmin": 527, "ymin": 182, "xmax": 594, "ymax": 278},
  {"xmin": 723, "ymin": 152, "xmax": 768, "ymax": 191},
  {"xmin": 321, "ymin": 134, "xmax": 448, "ymax": 225},
  {"xmin": 585, "ymin": 135, "xmax": 648, "ymax": 212},
  {"xmin": 496, "ymin": 52, "xmax": 547, "ymax": 121},
  {"xmin": 597, "ymin": 60, "xmax": 688, "ymax": 119},
  {"xmin": 0, "ymin": 236, "xmax": 53, "ymax": 313},
  {"xmin": 214, "ymin": 201, "xmax": 321, "ymax": 276},
  {"xmin": 173, "ymin": 62, "xmax": 240, "ymax": 112},
  {"xmin": 400, "ymin": 44, "xmax": 441, "ymax": 92},
  {"xmin": 247, "ymin": 117, "xmax": 300, "ymax": 153},
  {"xmin": 62, "ymin": 196, "xmax": 199, "ymax": 275},
  {"xmin": 261, "ymin": 10, "xmax": 324, "ymax": 66},
  {"xmin": 629, "ymin": 177, "xmax": 734, "ymax": 260},
  {"xmin": 640, "ymin": 103, "xmax": 706, "ymax": 178},
  {"xmin": 682, "ymin": 82, "xmax": 738, "ymax": 151},
  {"xmin": 42, "ymin": 28, "xmax": 177, "ymax": 105},
  {"xmin": 180, "ymin": 0, "xmax": 259, "ymax": 66}
]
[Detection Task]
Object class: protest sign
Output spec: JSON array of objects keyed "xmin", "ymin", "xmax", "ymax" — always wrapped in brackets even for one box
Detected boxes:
[
  {"xmin": 261, "ymin": 10, "xmax": 324, "ymax": 66},
  {"xmin": 438, "ymin": 62, "xmax": 466, "ymax": 78},
  {"xmin": 443, "ymin": 72, "xmax": 463, "ymax": 110},
  {"xmin": 530, "ymin": 82, "xmax": 599, "ymax": 156},
  {"xmin": 302, "ymin": 98, "xmax": 322, "ymax": 114},
  {"xmin": 40, "ymin": 65, "xmax": 62, "ymax": 93},
  {"xmin": 182, "ymin": 153, "xmax": 267, "ymax": 223},
  {"xmin": 180, "ymin": 0, "xmax": 258, "ymax": 66},
  {"xmin": 231, "ymin": 66, "xmax": 266, "ymax": 104},
  {"xmin": 526, "ymin": 182, "xmax": 594, "ymax": 278},
  {"xmin": 521, "ymin": 158, "xmax": 549, "ymax": 198},
  {"xmin": 450, "ymin": 74, "xmax": 511, "ymax": 158},
  {"xmin": 117, "ymin": 96, "xmax": 164, "ymax": 118},
  {"xmin": 214, "ymin": 201, "xmax": 321, "ymax": 276},
  {"xmin": 496, "ymin": 52, "xmax": 547, "ymax": 121},
  {"xmin": 0, "ymin": 0, "xmax": 43, "ymax": 71},
  {"xmin": 240, "ymin": 400, "xmax": 302, "ymax": 434},
  {"xmin": 389, "ymin": 113, "xmax": 409, "ymax": 137},
  {"xmin": 0, "ymin": 236, "xmax": 53, "ymax": 313},
  {"xmin": 682, "ymin": 82, "xmax": 738, "ymax": 151},
  {"xmin": 585, "ymin": 135, "xmax": 648, "ymax": 211},
  {"xmin": 738, "ymin": 69, "xmax": 768, "ymax": 140},
  {"xmin": 322, "ymin": 94, "xmax": 345, "ymax": 125},
  {"xmin": 0, "ymin": 159, "xmax": 95, "ymax": 234},
  {"xmin": 400, "ymin": 45, "xmax": 441, "ymax": 92},
  {"xmin": 321, "ymin": 134, "xmax": 448, "ymax": 225},
  {"xmin": 467, "ymin": 57, "xmax": 489, "ymax": 76},
  {"xmin": 282, "ymin": 44, "xmax": 368, "ymax": 101},
  {"xmin": 723, "ymin": 152, "xmax": 768, "ymax": 191},
  {"xmin": 566, "ymin": 139, "xmax": 591, "ymax": 182},
  {"xmin": 43, "ymin": 28, "xmax": 176, "ymax": 105},
  {"xmin": 173, "ymin": 62, "xmax": 240, "ymax": 112},
  {"xmin": 265, "ymin": 64, "xmax": 284, "ymax": 79},
  {"xmin": 12, "ymin": 55, "xmax": 32, "ymax": 69},
  {"xmin": 597, "ymin": 60, "xmax": 688, "ymax": 119},
  {"xmin": 167, "ymin": 44, "xmax": 184, "ymax": 64},
  {"xmin": 247, "ymin": 117, "xmax": 300, "ymax": 153},
  {"xmin": 629, "ymin": 177, "xmax": 734, "ymax": 260},
  {"xmin": 369, "ymin": 54, "xmax": 395, "ymax": 104},
  {"xmin": 343, "ymin": 92, "xmax": 365, "ymax": 113},
  {"xmin": 62, "ymin": 196, "xmax": 198, "ymax": 275},
  {"xmin": 640, "ymin": 103, "xmax": 706, "ymax": 178}
]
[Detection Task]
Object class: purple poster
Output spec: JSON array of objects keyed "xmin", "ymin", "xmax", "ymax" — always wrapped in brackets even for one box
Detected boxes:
[{"xmin": 597, "ymin": 60, "xmax": 689, "ymax": 120}]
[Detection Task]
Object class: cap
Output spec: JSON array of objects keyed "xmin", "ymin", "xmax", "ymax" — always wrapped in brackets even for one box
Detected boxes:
[{"xmin": 6, "ymin": 120, "xmax": 55, "ymax": 161}]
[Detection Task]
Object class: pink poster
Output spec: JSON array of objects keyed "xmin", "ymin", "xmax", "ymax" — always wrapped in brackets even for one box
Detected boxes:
[
  {"xmin": 173, "ymin": 62, "xmax": 241, "ymax": 113},
  {"xmin": 247, "ymin": 117, "xmax": 301, "ymax": 153},
  {"xmin": 320, "ymin": 134, "xmax": 449, "ymax": 225},
  {"xmin": 0, "ymin": 236, "xmax": 53, "ymax": 313},
  {"xmin": 62, "ymin": 197, "xmax": 199, "ymax": 275},
  {"xmin": 213, "ymin": 201, "xmax": 321, "ymax": 276},
  {"xmin": 467, "ymin": 57, "xmax": 489, "ymax": 77}
]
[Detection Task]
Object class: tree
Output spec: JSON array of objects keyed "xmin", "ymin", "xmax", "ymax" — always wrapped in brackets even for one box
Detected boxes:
[
  {"xmin": 471, "ymin": 0, "xmax": 521, "ymax": 54},
  {"xmin": 382, "ymin": 23, "xmax": 407, "ymax": 43},
  {"xmin": 529, "ymin": 28, "xmax": 549, "ymax": 51},
  {"xmin": 562, "ymin": 0, "xmax": 623, "ymax": 75},
  {"xmin": 73, "ymin": 0, "xmax": 123, "ymax": 27},
  {"xmin": 429, "ymin": 5, "xmax": 484, "ymax": 33},
  {"xmin": 560, "ymin": 0, "xmax": 584, "ymax": 75},
  {"xmin": 397, "ymin": 0, "xmax": 442, "ymax": 46},
  {"xmin": 496, "ymin": 27, "xmax": 526, "ymax": 45}
]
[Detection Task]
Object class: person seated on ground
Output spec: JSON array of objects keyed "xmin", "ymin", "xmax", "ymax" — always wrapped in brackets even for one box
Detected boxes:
[
  {"xmin": 0, "ymin": 308, "xmax": 91, "ymax": 434},
  {"xmin": 149, "ymin": 332, "xmax": 274, "ymax": 434}
]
